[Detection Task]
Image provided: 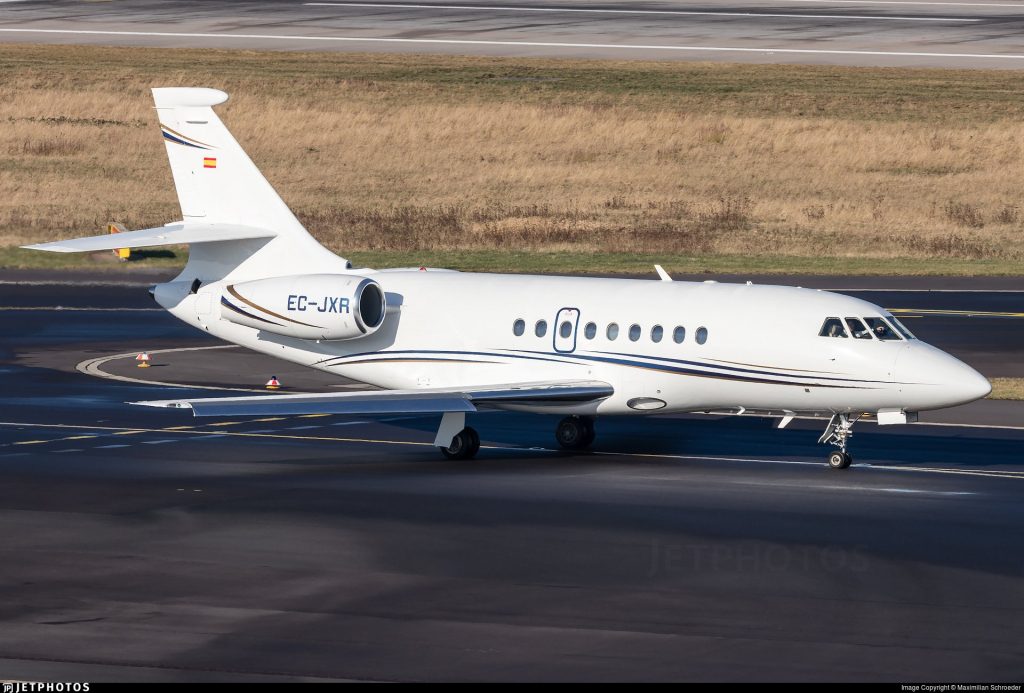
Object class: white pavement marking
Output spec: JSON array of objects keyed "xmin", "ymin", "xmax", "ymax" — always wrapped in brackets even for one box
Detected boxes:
[
  {"xmin": 304, "ymin": 1, "xmax": 978, "ymax": 21},
  {"xmin": 730, "ymin": 479, "xmax": 977, "ymax": 495},
  {"xmin": 865, "ymin": 463, "xmax": 1024, "ymax": 480},
  {"xmin": 783, "ymin": 0, "xmax": 1020, "ymax": 6},
  {"xmin": 0, "ymin": 306, "xmax": 162, "ymax": 312},
  {"xmin": 841, "ymin": 289, "xmax": 1024, "ymax": 292},
  {"xmin": 77, "ymin": 345, "xmax": 270, "ymax": 393},
  {"xmin": 2, "ymin": 421, "xmax": 1020, "ymax": 482},
  {"xmin": 914, "ymin": 421, "xmax": 1024, "ymax": 432},
  {"xmin": 0, "ymin": 280, "xmax": 158, "ymax": 287},
  {"xmin": 95, "ymin": 444, "xmax": 130, "ymax": 449},
  {"xmin": 688, "ymin": 409, "xmax": 1024, "ymax": 432},
  {"xmin": 78, "ymin": 344, "xmax": 371, "ymax": 394},
  {"xmin": 595, "ymin": 449, "xmax": 1024, "ymax": 480},
  {"xmin": 3, "ymin": 28, "xmax": 1024, "ymax": 61}
]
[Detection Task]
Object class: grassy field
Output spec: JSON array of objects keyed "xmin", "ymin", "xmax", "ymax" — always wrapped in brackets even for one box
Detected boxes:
[
  {"xmin": 989, "ymin": 378, "xmax": 1024, "ymax": 401},
  {"xmin": 3, "ymin": 44, "xmax": 1024, "ymax": 274}
]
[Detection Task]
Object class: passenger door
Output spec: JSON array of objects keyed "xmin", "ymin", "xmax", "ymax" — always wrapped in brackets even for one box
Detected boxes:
[{"xmin": 553, "ymin": 307, "xmax": 581, "ymax": 353}]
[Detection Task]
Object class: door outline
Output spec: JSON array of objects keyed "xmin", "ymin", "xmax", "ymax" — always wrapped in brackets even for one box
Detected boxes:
[{"xmin": 553, "ymin": 307, "xmax": 581, "ymax": 353}]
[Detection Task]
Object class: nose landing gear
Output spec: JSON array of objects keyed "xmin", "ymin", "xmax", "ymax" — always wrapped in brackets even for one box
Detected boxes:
[{"xmin": 819, "ymin": 413, "xmax": 860, "ymax": 469}]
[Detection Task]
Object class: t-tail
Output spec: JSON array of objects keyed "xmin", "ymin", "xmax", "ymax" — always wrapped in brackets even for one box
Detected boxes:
[{"xmin": 24, "ymin": 87, "xmax": 349, "ymax": 281}]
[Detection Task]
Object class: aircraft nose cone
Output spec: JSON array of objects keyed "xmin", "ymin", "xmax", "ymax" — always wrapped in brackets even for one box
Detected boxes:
[
  {"xmin": 896, "ymin": 343, "xmax": 991, "ymax": 409},
  {"xmin": 958, "ymin": 363, "xmax": 993, "ymax": 402}
]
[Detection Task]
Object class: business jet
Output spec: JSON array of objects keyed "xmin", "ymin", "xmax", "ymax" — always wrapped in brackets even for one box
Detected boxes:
[{"xmin": 26, "ymin": 88, "xmax": 991, "ymax": 469}]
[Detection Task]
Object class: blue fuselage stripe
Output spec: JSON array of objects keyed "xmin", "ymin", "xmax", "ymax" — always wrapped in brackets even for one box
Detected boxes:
[
  {"xmin": 221, "ymin": 296, "xmax": 280, "ymax": 326},
  {"xmin": 321, "ymin": 348, "xmax": 876, "ymax": 389},
  {"xmin": 162, "ymin": 130, "xmax": 209, "ymax": 150}
]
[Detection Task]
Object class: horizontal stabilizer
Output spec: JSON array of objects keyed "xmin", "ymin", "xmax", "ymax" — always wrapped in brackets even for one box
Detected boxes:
[
  {"xmin": 133, "ymin": 380, "xmax": 614, "ymax": 417},
  {"xmin": 22, "ymin": 223, "xmax": 275, "ymax": 253}
]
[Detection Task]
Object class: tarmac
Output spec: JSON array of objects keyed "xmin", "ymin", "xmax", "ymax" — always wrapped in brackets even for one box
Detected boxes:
[{"xmin": 0, "ymin": 270, "xmax": 1021, "ymax": 680}]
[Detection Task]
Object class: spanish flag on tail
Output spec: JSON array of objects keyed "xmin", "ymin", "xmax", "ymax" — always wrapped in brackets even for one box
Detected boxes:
[{"xmin": 203, "ymin": 157, "xmax": 217, "ymax": 169}]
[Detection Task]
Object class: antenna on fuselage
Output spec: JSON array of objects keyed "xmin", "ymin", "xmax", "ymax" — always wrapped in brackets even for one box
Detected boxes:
[{"xmin": 654, "ymin": 264, "xmax": 673, "ymax": 282}]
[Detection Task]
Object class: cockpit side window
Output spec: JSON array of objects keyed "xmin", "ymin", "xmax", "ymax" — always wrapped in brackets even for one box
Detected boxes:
[
  {"xmin": 819, "ymin": 317, "xmax": 848, "ymax": 338},
  {"xmin": 845, "ymin": 317, "xmax": 873, "ymax": 340},
  {"xmin": 887, "ymin": 315, "xmax": 916, "ymax": 340},
  {"xmin": 865, "ymin": 317, "xmax": 902, "ymax": 341}
]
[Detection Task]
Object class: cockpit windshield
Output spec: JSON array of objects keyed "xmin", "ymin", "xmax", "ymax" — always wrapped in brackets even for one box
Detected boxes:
[
  {"xmin": 865, "ymin": 317, "xmax": 902, "ymax": 341},
  {"xmin": 845, "ymin": 317, "xmax": 872, "ymax": 340},
  {"xmin": 819, "ymin": 317, "xmax": 847, "ymax": 338},
  {"xmin": 820, "ymin": 315, "xmax": 911, "ymax": 341},
  {"xmin": 887, "ymin": 315, "xmax": 916, "ymax": 340}
]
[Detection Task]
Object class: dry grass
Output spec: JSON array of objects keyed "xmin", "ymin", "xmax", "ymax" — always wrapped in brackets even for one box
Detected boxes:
[
  {"xmin": 988, "ymin": 378, "xmax": 1024, "ymax": 401},
  {"xmin": 3, "ymin": 44, "xmax": 1024, "ymax": 267}
]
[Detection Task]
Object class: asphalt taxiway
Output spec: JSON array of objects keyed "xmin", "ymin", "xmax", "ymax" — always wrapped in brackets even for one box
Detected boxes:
[
  {"xmin": 2, "ymin": 0, "xmax": 1024, "ymax": 68},
  {"xmin": 0, "ymin": 272, "xmax": 1022, "ymax": 681}
]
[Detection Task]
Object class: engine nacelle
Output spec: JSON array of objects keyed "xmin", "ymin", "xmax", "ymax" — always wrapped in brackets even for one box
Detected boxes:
[{"xmin": 219, "ymin": 274, "xmax": 386, "ymax": 341}]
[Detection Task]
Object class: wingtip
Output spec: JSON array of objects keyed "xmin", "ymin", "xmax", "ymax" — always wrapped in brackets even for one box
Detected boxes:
[
  {"xmin": 129, "ymin": 399, "xmax": 194, "ymax": 410},
  {"xmin": 21, "ymin": 243, "xmax": 74, "ymax": 253}
]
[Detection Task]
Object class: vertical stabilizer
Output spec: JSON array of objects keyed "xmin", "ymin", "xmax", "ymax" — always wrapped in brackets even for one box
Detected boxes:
[
  {"xmin": 150, "ymin": 87, "xmax": 347, "ymax": 279},
  {"xmin": 153, "ymin": 87, "xmax": 306, "ymax": 237}
]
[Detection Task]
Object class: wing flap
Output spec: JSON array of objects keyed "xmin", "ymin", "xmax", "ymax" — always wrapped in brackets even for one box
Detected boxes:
[
  {"xmin": 23, "ymin": 222, "xmax": 275, "ymax": 253},
  {"xmin": 133, "ymin": 380, "xmax": 614, "ymax": 417}
]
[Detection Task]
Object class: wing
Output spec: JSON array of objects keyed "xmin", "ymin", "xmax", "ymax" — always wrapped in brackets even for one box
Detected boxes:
[{"xmin": 132, "ymin": 380, "xmax": 614, "ymax": 417}]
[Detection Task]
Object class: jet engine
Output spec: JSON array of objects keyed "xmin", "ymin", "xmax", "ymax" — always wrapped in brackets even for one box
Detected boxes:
[{"xmin": 219, "ymin": 274, "xmax": 386, "ymax": 341}]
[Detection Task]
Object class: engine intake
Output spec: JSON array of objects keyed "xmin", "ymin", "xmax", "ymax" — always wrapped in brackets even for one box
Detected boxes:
[{"xmin": 219, "ymin": 273, "xmax": 386, "ymax": 341}]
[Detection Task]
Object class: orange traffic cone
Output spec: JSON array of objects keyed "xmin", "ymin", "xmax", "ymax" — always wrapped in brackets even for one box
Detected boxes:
[
  {"xmin": 136, "ymin": 352, "xmax": 152, "ymax": 368},
  {"xmin": 265, "ymin": 376, "xmax": 281, "ymax": 390}
]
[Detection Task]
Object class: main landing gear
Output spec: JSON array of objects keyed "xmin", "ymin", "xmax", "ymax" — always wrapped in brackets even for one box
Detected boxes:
[
  {"xmin": 818, "ymin": 413, "xmax": 861, "ymax": 470},
  {"xmin": 435, "ymin": 413, "xmax": 598, "ymax": 460},
  {"xmin": 555, "ymin": 415, "xmax": 595, "ymax": 451},
  {"xmin": 435, "ymin": 412, "xmax": 481, "ymax": 460},
  {"xmin": 439, "ymin": 426, "xmax": 481, "ymax": 460}
]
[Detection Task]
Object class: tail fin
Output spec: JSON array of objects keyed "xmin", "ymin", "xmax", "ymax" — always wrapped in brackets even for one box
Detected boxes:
[
  {"xmin": 26, "ymin": 88, "xmax": 349, "ymax": 279},
  {"xmin": 153, "ymin": 87, "xmax": 305, "ymax": 236}
]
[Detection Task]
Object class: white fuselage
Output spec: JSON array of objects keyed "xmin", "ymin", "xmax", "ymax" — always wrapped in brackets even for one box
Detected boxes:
[{"xmin": 156, "ymin": 267, "xmax": 990, "ymax": 418}]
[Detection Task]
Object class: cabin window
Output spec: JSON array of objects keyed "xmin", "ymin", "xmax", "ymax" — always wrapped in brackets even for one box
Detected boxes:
[
  {"xmin": 628, "ymin": 324, "xmax": 641, "ymax": 342},
  {"xmin": 888, "ymin": 316, "xmax": 916, "ymax": 340},
  {"xmin": 607, "ymin": 323, "xmax": 619, "ymax": 341},
  {"xmin": 559, "ymin": 320, "xmax": 573, "ymax": 339},
  {"xmin": 513, "ymin": 318, "xmax": 525, "ymax": 336},
  {"xmin": 651, "ymin": 325, "xmax": 664, "ymax": 343},
  {"xmin": 673, "ymin": 326, "xmax": 685, "ymax": 343},
  {"xmin": 865, "ymin": 317, "xmax": 901, "ymax": 341},
  {"xmin": 535, "ymin": 320, "xmax": 548, "ymax": 338},
  {"xmin": 845, "ymin": 317, "xmax": 872, "ymax": 339},
  {"xmin": 819, "ymin": 317, "xmax": 848, "ymax": 338},
  {"xmin": 695, "ymin": 327, "xmax": 708, "ymax": 345},
  {"xmin": 584, "ymin": 322, "xmax": 597, "ymax": 340}
]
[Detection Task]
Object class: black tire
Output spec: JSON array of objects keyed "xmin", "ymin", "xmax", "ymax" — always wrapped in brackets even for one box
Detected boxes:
[
  {"xmin": 556, "ymin": 416, "xmax": 593, "ymax": 450},
  {"xmin": 828, "ymin": 451, "xmax": 852, "ymax": 469},
  {"xmin": 580, "ymin": 417, "xmax": 596, "ymax": 448},
  {"xmin": 466, "ymin": 427, "xmax": 481, "ymax": 458},
  {"xmin": 440, "ymin": 427, "xmax": 479, "ymax": 460}
]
